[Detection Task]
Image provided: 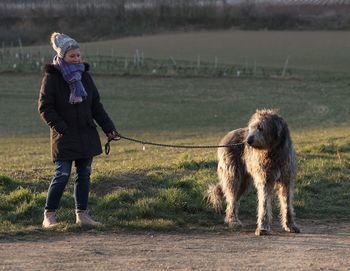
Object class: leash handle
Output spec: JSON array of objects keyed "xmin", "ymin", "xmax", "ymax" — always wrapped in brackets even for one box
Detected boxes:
[
  {"xmin": 105, "ymin": 133, "xmax": 122, "ymax": 155},
  {"xmin": 105, "ymin": 139, "xmax": 111, "ymax": 155},
  {"xmin": 105, "ymin": 137, "xmax": 121, "ymax": 155}
]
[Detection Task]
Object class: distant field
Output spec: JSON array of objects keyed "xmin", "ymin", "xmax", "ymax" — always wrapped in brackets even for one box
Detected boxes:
[
  {"xmin": 22, "ymin": 30, "xmax": 350, "ymax": 73},
  {"xmin": 1, "ymin": 30, "xmax": 349, "ymax": 233},
  {"xmin": 0, "ymin": 73, "xmax": 349, "ymax": 137}
]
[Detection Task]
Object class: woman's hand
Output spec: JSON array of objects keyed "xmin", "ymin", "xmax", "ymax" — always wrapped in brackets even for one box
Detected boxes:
[{"xmin": 107, "ymin": 130, "xmax": 121, "ymax": 141}]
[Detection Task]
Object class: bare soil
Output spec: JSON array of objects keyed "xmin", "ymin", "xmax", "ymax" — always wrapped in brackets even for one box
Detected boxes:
[{"xmin": 1, "ymin": 220, "xmax": 350, "ymax": 271}]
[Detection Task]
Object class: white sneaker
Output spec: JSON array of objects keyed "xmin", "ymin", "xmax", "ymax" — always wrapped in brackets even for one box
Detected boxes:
[
  {"xmin": 76, "ymin": 210, "xmax": 102, "ymax": 226},
  {"xmin": 42, "ymin": 210, "xmax": 58, "ymax": 228}
]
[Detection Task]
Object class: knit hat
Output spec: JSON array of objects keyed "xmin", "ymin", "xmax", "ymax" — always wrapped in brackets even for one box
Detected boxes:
[{"xmin": 50, "ymin": 32, "xmax": 80, "ymax": 58}]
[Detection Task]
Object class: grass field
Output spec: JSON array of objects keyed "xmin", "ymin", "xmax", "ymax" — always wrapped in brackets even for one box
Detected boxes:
[{"xmin": 0, "ymin": 31, "xmax": 350, "ymax": 234}]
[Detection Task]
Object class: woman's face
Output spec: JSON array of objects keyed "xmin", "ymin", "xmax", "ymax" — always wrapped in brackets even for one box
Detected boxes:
[{"xmin": 64, "ymin": 48, "xmax": 81, "ymax": 64}]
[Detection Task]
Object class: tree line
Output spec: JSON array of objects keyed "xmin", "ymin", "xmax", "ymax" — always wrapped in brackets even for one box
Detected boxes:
[{"xmin": 1, "ymin": 0, "xmax": 350, "ymax": 45}]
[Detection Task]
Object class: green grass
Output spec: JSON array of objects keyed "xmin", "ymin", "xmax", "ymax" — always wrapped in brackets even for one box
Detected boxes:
[
  {"xmin": 1, "ymin": 73, "xmax": 349, "ymax": 136},
  {"xmin": 1, "ymin": 130, "xmax": 349, "ymax": 233},
  {"xmin": 1, "ymin": 73, "xmax": 349, "ymax": 234},
  {"xmin": 1, "ymin": 30, "xmax": 350, "ymax": 234}
]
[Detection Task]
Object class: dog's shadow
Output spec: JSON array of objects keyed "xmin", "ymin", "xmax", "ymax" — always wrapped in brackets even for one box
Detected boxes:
[{"xmin": 92, "ymin": 160, "xmax": 218, "ymax": 196}]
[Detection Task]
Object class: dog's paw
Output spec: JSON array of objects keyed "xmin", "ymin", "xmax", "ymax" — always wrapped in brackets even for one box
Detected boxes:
[
  {"xmin": 255, "ymin": 228, "xmax": 270, "ymax": 236},
  {"xmin": 225, "ymin": 217, "xmax": 242, "ymax": 228},
  {"xmin": 284, "ymin": 224, "xmax": 301, "ymax": 233}
]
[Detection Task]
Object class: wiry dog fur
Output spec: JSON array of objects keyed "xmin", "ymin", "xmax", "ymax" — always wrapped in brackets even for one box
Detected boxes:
[{"xmin": 207, "ymin": 109, "xmax": 300, "ymax": 236}]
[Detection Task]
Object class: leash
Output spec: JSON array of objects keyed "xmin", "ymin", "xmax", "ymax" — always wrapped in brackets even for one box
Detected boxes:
[{"xmin": 105, "ymin": 134, "xmax": 245, "ymax": 155}]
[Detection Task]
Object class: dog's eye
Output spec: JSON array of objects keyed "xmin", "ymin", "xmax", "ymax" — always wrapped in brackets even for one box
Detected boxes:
[{"xmin": 257, "ymin": 125, "xmax": 263, "ymax": 132}]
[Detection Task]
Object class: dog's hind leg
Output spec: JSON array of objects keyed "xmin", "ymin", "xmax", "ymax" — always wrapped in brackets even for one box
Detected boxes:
[
  {"xmin": 276, "ymin": 182, "xmax": 300, "ymax": 233},
  {"xmin": 221, "ymin": 174, "xmax": 248, "ymax": 228},
  {"xmin": 223, "ymin": 187, "xmax": 241, "ymax": 227}
]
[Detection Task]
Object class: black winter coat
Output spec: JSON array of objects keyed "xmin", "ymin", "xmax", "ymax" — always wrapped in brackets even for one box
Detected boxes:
[{"xmin": 38, "ymin": 63, "xmax": 116, "ymax": 161}]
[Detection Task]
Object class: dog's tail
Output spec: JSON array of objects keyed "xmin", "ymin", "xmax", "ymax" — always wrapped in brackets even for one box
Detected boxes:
[{"xmin": 206, "ymin": 184, "xmax": 224, "ymax": 213}]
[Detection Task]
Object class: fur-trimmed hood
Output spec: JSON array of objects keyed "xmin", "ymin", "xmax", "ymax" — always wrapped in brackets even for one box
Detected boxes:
[{"xmin": 44, "ymin": 62, "xmax": 90, "ymax": 74}]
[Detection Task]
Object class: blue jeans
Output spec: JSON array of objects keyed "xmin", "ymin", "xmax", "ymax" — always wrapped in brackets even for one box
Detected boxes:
[{"xmin": 45, "ymin": 158, "xmax": 93, "ymax": 211}]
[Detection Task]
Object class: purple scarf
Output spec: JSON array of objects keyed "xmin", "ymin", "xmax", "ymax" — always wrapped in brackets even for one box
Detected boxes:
[{"xmin": 53, "ymin": 56, "xmax": 88, "ymax": 104}]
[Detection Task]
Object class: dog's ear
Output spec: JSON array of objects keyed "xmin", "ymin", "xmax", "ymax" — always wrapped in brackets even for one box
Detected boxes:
[
  {"xmin": 277, "ymin": 121, "xmax": 283, "ymax": 138},
  {"xmin": 276, "ymin": 118, "xmax": 288, "ymax": 147}
]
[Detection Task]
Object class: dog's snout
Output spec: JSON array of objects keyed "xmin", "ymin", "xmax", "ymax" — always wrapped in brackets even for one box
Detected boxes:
[{"xmin": 247, "ymin": 135, "xmax": 254, "ymax": 145}]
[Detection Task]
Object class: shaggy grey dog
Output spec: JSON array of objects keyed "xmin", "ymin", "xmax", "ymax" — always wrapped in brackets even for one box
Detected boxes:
[{"xmin": 207, "ymin": 109, "xmax": 300, "ymax": 236}]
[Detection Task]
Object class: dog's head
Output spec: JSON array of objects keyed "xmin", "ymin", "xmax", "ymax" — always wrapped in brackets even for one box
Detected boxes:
[{"xmin": 246, "ymin": 109, "xmax": 288, "ymax": 150}]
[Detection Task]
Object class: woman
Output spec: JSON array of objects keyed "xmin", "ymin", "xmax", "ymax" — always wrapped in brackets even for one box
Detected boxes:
[{"xmin": 38, "ymin": 32, "xmax": 120, "ymax": 228}]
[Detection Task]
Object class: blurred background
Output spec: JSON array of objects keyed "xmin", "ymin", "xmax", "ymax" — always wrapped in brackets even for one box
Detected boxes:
[{"xmin": 1, "ymin": 0, "xmax": 350, "ymax": 46}]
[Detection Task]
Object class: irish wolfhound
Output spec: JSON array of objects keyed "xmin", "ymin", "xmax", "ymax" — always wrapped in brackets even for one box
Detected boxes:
[{"xmin": 207, "ymin": 109, "xmax": 300, "ymax": 236}]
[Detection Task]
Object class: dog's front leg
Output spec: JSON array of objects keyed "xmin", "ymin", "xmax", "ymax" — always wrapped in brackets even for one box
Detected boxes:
[
  {"xmin": 276, "ymin": 182, "xmax": 300, "ymax": 233},
  {"xmin": 255, "ymin": 181, "xmax": 274, "ymax": 236}
]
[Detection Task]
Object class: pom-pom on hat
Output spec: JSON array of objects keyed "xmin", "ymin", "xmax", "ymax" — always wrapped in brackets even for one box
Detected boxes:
[{"xmin": 50, "ymin": 32, "xmax": 80, "ymax": 58}]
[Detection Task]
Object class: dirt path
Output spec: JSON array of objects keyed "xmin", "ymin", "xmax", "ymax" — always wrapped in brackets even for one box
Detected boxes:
[{"xmin": 1, "ymin": 220, "xmax": 350, "ymax": 271}]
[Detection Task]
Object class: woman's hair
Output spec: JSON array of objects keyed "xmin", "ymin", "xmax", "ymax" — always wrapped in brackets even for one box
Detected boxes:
[{"xmin": 50, "ymin": 32, "xmax": 60, "ymax": 50}]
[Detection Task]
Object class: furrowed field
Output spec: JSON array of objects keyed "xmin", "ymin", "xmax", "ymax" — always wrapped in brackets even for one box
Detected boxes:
[{"xmin": 0, "ymin": 31, "xmax": 349, "ymax": 234}]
